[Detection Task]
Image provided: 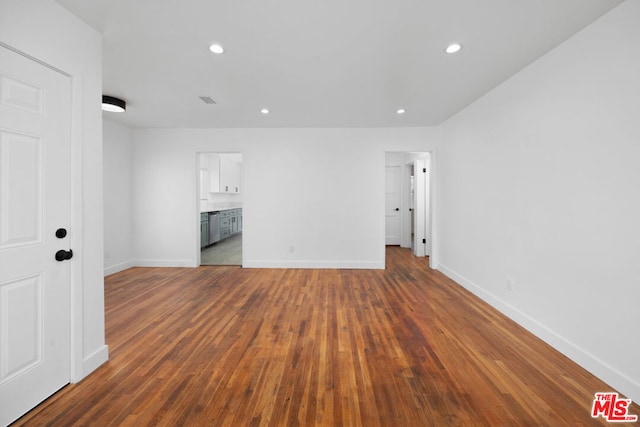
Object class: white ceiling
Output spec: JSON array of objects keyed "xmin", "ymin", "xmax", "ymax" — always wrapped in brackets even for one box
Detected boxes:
[{"xmin": 56, "ymin": 0, "xmax": 623, "ymax": 129}]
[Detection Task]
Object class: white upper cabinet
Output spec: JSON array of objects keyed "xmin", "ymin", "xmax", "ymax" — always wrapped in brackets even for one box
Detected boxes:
[
  {"xmin": 219, "ymin": 156, "xmax": 241, "ymax": 193},
  {"xmin": 204, "ymin": 153, "xmax": 241, "ymax": 194},
  {"xmin": 208, "ymin": 154, "xmax": 221, "ymax": 192}
]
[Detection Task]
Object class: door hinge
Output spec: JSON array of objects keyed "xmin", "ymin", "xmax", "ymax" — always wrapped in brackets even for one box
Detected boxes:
[{"xmin": 422, "ymin": 238, "xmax": 426, "ymax": 244}]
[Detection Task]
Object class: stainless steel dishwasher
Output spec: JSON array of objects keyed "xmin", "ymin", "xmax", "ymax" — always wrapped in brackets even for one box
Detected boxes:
[{"xmin": 208, "ymin": 211, "xmax": 220, "ymax": 244}]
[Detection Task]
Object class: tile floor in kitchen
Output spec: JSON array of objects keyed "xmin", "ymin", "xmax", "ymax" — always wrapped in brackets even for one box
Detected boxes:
[{"xmin": 201, "ymin": 232, "xmax": 242, "ymax": 265}]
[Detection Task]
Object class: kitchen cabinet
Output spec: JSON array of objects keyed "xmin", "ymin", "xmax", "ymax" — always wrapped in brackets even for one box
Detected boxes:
[
  {"xmin": 218, "ymin": 208, "xmax": 242, "ymax": 241},
  {"xmin": 231, "ymin": 216, "xmax": 239, "ymax": 234},
  {"xmin": 208, "ymin": 154, "xmax": 241, "ymax": 193},
  {"xmin": 219, "ymin": 214, "xmax": 231, "ymax": 240},
  {"xmin": 219, "ymin": 156, "xmax": 241, "ymax": 193},
  {"xmin": 199, "ymin": 155, "xmax": 210, "ymax": 199},
  {"xmin": 207, "ymin": 154, "xmax": 220, "ymax": 192}
]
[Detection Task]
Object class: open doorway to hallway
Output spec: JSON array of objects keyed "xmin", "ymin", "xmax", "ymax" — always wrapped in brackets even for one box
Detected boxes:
[{"xmin": 385, "ymin": 152, "xmax": 431, "ymax": 258}]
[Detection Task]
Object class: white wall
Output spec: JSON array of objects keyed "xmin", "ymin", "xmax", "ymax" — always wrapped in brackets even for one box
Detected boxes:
[
  {"xmin": 0, "ymin": 0, "xmax": 107, "ymax": 380},
  {"xmin": 132, "ymin": 128, "xmax": 438, "ymax": 269},
  {"xmin": 438, "ymin": 1, "xmax": 640, "ymax": 403},
  {"xmin": 104, "ymin": 120, "xmax": 134, "ymax": 275}
]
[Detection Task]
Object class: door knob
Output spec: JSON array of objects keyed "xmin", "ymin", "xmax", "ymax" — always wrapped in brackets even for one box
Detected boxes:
[
  {"xmin": 395, "ymin": 208, "xmax": 400, "ymax": 211},
  {"xmin": 55, "ymin": 249, "xmax": 73, "ymax": 261}
]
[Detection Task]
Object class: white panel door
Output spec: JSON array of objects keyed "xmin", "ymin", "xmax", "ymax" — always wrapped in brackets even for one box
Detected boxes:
[
  {"xmin": 413, "ymin": 159, "xmax": 426, "ymax": 257},
  {"xmin": 385, "ymin": 166, "xmax": 401, "ymax": 245},
  {"xmin": 0, "ymin": 46, "xmax": 71, "ymax": 425}
]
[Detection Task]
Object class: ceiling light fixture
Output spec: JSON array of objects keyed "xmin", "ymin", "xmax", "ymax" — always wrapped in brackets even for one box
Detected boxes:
[
  {"xmin": 261, "ymin": 108, "xmax": 270, "ymax": 114},
  {"xmin": 209, "ymin": 44, "xmax": 224, "ymax": 54},
  {"xmin": 102, "ymin": 95, "xmax": 126, "ymax": 112},
  {"xmin": 396, "ymin": 108, "xmax": 406, "ymax": 114},
  {"xmin": 445, "ymin": 43, "xmax": 462, "ymax": 54}
]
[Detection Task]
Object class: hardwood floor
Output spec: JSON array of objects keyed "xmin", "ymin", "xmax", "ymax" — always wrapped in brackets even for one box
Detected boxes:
[{"xmin": 14, "ymin": 247, "xmax": 638, "ymax": 426}]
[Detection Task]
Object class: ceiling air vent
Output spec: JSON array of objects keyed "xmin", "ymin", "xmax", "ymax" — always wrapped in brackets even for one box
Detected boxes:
[{"xmin": 199, "ymin": 96, "xmax": 216, "ymax": 104}]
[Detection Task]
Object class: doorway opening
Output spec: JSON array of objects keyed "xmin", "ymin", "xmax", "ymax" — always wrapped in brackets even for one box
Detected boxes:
[
  {"xmin": 385, "ymin": 152, "xmax": 432, "ymax": 261},
  {"xmin": 197, "ymin": 152, "xmax": 243, "ymax": 266}
]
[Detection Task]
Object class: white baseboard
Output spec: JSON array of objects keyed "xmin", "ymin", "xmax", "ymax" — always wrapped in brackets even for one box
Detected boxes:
[
  {"xmin": 104, "ymin": 260, "xmax": 135, "ymax": 276},
  {"xmin": 133, "ymin": 259, "xmax": 197, "ymax": 268},
  {"xmin": 114, "ymin": 259, "xmax": 383, "ymax": 270},
  {"xmin": 243, "ymin": 260, "xmax": 385, "ymax": 269},
  {"xmin": 437, "ymin": 263, "xmax": 640, "ymax": 404},
  {"xmin": 105, "ymin": 259, "xmax": 198, "ymax": 273},
  {"xmin": 79, "ymin": 345, "xmax": 109, "ymax": 382}
]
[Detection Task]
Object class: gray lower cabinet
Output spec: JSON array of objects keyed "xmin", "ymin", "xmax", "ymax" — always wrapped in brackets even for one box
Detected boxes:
[
  {"xmin": 232, "ymin": 208, "xmax": 242, "ymax": 234},
  {"xmin": 218, "ymin": 208, "xmax": 242, "ymax": 241},
  {"xmin": 220, "ymin": 215, "xmax": 231, "ymax": 239}
]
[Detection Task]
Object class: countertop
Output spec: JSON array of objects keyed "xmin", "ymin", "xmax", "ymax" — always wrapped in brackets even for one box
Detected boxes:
[{"xmin": 200, "ymin": 206, "xmax": 243, "ymax": 214}]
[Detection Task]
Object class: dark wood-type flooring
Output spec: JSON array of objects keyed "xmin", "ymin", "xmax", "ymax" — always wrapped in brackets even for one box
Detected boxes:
[{"xmin": 14, "ymin": 247, "xmax": 638, "ymax": 426}]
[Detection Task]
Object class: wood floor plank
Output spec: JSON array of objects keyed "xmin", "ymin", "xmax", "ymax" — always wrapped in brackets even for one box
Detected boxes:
[{"xmin": 12, "ymin": 246, "xmax": 638, "ymax": 426}]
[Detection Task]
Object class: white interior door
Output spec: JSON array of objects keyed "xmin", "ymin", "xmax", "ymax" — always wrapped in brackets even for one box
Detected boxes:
[
  {"xmin": 0, "ymin": 45, "xmax": 72, "ymax": 425},
  {"xmin": 385, "ymin": 165, "xmax": 401, "ymax": 245},
  {"xmin": 413, "ymin": 159, "xmax": 427, "ymax": 257},
  {"xmin": 423, "ymin": 157, "xmax": 431, "ymax": 257},
  {"xmin": 401, "ymin": 164, "xmax": 413, "ymax": 249}
]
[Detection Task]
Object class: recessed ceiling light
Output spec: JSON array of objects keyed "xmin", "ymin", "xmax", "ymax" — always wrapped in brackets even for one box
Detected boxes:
[
  {"xmin": 261, "ymin": 108, "xmax": 269, "ymax": 114},
  {"xmin": 209, "ymin": 44, "xmax": 224, "ymax": 54},
  {"xmin": 396, "ymin": 108, "xmax": 406, "ymax": 114},
  {"xmin": 445, "ymin": 43, "xmax": 462, "ymax": 54}
]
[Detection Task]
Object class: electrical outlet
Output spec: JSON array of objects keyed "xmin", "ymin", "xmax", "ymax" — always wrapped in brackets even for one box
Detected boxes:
[
  {"xmin": 506, "ymin": 277, "xmax": 514, "ymax": 292},
  {"xmin": 289, "ymin": 246, "xmax": 295, "ymax": 253}
]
